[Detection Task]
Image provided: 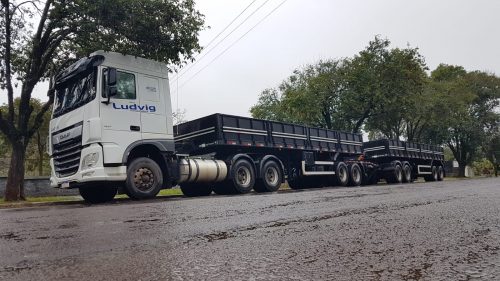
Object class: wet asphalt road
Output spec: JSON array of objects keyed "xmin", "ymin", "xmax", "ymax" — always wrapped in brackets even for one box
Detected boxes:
[{"xmin": 1, "ymin": 178, "xmax": 500, "ymax": 281}]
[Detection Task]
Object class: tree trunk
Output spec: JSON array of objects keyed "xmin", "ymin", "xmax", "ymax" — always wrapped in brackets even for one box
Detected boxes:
[
  {"xmin": 458, "ymin": 162, "xmax": 467, "ymax": 178},
  {"xmin": 4, "ymin": 143, "xmax": 27, "ymax": 201}
]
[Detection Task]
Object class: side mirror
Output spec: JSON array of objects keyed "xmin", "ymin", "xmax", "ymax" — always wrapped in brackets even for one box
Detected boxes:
[
  {"xmin": 103, "ymin": 68, "xmax": 117, "ymax": 105},
  {"xmin": 108, "ymin": 68, "xmax": 117, "ymax": 86}
]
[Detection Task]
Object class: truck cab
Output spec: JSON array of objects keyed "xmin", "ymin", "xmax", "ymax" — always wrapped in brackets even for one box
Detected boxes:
[{"xmin": 49, "ymin": 51, "xmax": 175, "ymax": 202}]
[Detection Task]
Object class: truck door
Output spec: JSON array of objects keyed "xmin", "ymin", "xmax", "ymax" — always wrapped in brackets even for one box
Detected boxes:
[
  {"xmin": 138, "ymin": 74, "xmax": 168, "ymax": 139},
  {"xmin": 100, "ymin": 68, "xmax": 142, "ymax": 162}
]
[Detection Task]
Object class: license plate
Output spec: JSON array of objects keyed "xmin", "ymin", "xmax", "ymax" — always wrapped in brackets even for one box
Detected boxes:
[{"xmin": 61, "ymin": 182, "xmax": 70, "ymax": 189}]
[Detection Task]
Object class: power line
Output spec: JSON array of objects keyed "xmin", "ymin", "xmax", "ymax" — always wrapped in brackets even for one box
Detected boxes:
[
  {"xmin": 170, "ymin": 0, "xmax": 271, "ymax": 83},
  {"xmin": 171, "ymin": 0, "xmax": 287, "ymax": 95},
  {"xmin": 170, "ymin": 0, "xmax": 258, "ymax": 81}
]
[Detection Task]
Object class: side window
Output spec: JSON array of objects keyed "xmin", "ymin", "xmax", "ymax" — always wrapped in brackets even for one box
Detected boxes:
[{"xmin": 102, "ymin": 69, "xmax": 136, "ymax": 99}]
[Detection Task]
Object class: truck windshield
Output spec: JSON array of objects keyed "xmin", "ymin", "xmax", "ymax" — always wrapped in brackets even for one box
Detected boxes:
[{"xmin": 53, "ymin": 69, "xmax": 97, "ymax": 118}]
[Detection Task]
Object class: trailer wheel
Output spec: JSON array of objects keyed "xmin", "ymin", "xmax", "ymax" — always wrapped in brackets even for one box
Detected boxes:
[
  {"xmin": 348, "ymin": 164, "xmax": 362, "ymax": 186},
  {"xmin": 387, "ymin": 164, "xmax": 403, "ymax": 184},
  {"xmin": 402, "ymin": 164, "xmax": 412, "ymax": 183},
  {"xmin": 437, "ymin": 166, "xmax": 444, "ymax": 181},
  {"xmin": 180, "ymin": 183, "xmax": 213, "ymax": 197},
  {"xmin": 79, "ymin": 185, "xmax": 118, "ymax": 204},
  {"xmin": 288, "ymin": 177, "xmax": 306, "ymax": 189},
  {"xmin": 335, "ymin": 162, "xmax": 349, "ymax": 186},
  {"xmin": 223, "ymin": 158, "xmax": 255, "ymax": 194},
  {"xmin": 432, "ymin": 166, "xmax": 438, "ymax": 181},
  {"xmin": 255, "ymin": 160, "xmax": 283, "ymax": 192},
  {"xmin": 125, "ymin": 157, "xmax": 163, "ymax": 199},
  {"xmin": 212, "ymin": 182, "xmax": 234, "ymax": 195}
]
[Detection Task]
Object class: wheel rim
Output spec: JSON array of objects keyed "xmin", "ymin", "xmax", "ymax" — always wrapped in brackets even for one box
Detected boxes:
[
  {"xmin": 236, "ymin": 166, "xmax": 252, "ymax": 187},
  {"xmin": 339, "ymin": 166, "xmax": 348, "ymax": 183},
  {"xmin": 265, "ymin": 166, "xmax": 279, "ymax": 186},
  {"xmin": 133, "ymin": 167, "xmax": 155, "ymax": 192},
  {"xmin": 405, "ymin": 166, "xmax": 411, "ymax": 180},
  {"xmin": 396, "ymin": 167, "xmax": 402, "ymax": 182},
  {"xmin": 352, "ymin": 167, "xmax": 360, "ymax": 183}
]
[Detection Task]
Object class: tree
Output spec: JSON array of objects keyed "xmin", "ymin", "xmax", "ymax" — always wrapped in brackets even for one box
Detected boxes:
[
  {"xmin": 0, "ymin": 98, "xmax": 51, "ymax": 176},
  {"xmin": 0, "ymin": 0, "xmax": 205, "ymax": 201},
  {"xmin": 428, "ymin": 65, "xmax": 500, "ymax": 177},
  {"xmin": 338, "ymin": 36, "xmax": 429, "ymax": 136},
  {"xmin": 484, "ymin": 133, "xmax": 500, "ymax": 177},
  {"xmin": 251, "ymin": 36, "xmax": 429, "ymax": 135}
]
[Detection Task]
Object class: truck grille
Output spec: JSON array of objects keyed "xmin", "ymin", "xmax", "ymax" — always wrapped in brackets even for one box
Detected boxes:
[{"xmin": 53, "ymin": 135, "xmax": 82, "ymax": 177}]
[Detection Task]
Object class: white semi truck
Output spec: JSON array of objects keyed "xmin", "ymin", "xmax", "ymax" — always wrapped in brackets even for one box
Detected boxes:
[{"xmin": 48, "ymin": 51, "xmax": 445, "ymax": 203}]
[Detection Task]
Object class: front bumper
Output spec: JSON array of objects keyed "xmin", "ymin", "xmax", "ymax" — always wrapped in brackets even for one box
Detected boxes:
[{"xmin": 50, "ymin": 144, "xmax": 126, "ymax": 188}]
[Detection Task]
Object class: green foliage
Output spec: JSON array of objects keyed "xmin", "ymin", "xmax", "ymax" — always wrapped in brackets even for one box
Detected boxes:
[
  {"xmin": 0, "ymin": 98, "xmax": 51, "ymax": 176},
  {"xmin": 251, "ymin": 36, "xmax": 429, "ymax": 135},
  {"xmin": 472, "ymin": 158, "xmax": 494, "ymax": 176},
  {"xmin": 427, "ymin": 65, "xmax": 500, "ymax": 172}
]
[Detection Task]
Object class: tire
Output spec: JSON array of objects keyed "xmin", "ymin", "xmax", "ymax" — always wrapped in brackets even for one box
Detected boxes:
[
  {"xmin": 180, "ymin": 183, "xmax": 212, "ymax": 197},
  {"xmin": 79, "ymin": 185, "xmax": 117, "ymax": 204},
  {"xmin": 348, "ymin": 163, "xmax": 362, "ymax": 186},
  {"xmin": 225, "ymin": 158, "xmax": 255, "ymax": 194},
  {"xmin": 212, "ymin": 182, "xmax": 234, "ymax": 195},
  {"xmin": 335, "ymin": 162, "xmax": 349, "ymax": 187},
  {"xmin": 254, "ymin": 160, "xmax": 283, "ymax": 193},
  {"xmin": 437, "ymin": 166, "xmax": 444, "ymax": 181},
  {"xmin": 387, "ymin": 164, "xmax": 403, "ymax": 184},
  {"xmin": 424, "ymin": 166, "xmax": 438, "ymax": 182},
  {"xmin": 287, "ymin": 177, "xmax": 307, "ymax": 190},
  {"xmin": 125, "ymin": 157, "xmax": 163, "ymax": 199},
  {"xmin": 432, "ymin": 166, "xmax": 438, "ymax": 181},
  {"xmin": 402, "ymin": 164, "xmax": 412, "ymax": 183}
]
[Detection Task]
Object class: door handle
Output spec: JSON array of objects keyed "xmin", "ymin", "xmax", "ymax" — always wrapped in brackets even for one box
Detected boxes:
[{"xmin": 130, "ymin": 125, "xmax": 140, "ymax": 131}]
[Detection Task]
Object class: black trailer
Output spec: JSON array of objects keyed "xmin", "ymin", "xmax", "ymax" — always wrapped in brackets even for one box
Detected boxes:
[
  {"xmin": 174, "ymin": 113, "xmax": 374, "ymax": 195},
  {"xmin": 363, "ymin": 139, "xmax": 445, "ymax": 183},
  {"xmin": 173, "ymin": 113, "xmax": 444, "ymax": 196}
]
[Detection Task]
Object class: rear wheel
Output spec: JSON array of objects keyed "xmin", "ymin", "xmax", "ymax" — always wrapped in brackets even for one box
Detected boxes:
[
  {"xmin": 387, "ymin": 164, "xmax": 403, "ymax": 184},
  {"xmin": 222, "ymin": 158, "xmax": 255, "ymax": 194},
  {"xmin": 424, "ymin": 166, "xmax": 438, "ymax": 182},
  {"xmin": 180, "ymin": 183, "xmax": 213, "ymax": 197},
  {"xmin": 402, "ymin": 164, "xmax": 412, "ymax": 183},
  {"xmin": 254, "ymin": 160, "xmax": 283, "ymax": 193},
  {"xmin": 288, "ymin": 177, "xmax": 308, "ymax": 190},
  {"xmin": 79, "ymin": 185, "xmax": 117, "ymax": 204},
  {"xmin": 335, "ymin": 162, "xmax": 349, "ymax": 186},
  {"xmin": 437, "ymin": 166, "xmax": 444, "ymax": 181},
  {"xmin": 125, "ymin": 157, "xmax": 163, "ymax": 199},
  {"xmin": 348, "ymin": 164, "xmax": 362, "ymax": 186}
]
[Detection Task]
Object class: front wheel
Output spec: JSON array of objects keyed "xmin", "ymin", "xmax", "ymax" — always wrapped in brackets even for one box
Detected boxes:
[
  {"xmin": 79, "ymin": 185, "xmax": 117, "ymax": 204},
  {"xmin": 125, "ymin": 157, "xmax": 163, "ymax": 200}
]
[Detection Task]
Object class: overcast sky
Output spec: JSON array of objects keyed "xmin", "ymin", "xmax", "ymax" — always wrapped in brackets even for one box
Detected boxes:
[{"xmin": 2, "ymin": 0, "xmax": 500, "ymax": 121}]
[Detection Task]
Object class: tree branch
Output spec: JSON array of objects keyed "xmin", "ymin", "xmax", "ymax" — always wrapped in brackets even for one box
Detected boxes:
[
  {"xmin": 34, "ymin": 0, "xmax": 53, "ymax": 44},
  {"xmin": 27, "ymin": 89, "xmax": 54, "ymax": 139}
]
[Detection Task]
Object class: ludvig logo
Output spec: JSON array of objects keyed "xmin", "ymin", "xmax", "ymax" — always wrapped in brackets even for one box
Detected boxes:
[{"xmin": 112, "ymin": 103, "xmax": 156, "ymax": 113}]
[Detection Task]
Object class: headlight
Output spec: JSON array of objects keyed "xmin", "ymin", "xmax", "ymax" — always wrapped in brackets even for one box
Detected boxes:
[{"xmin": 82, "ymin": 152, "xmax": 99, "ymax": 169}]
